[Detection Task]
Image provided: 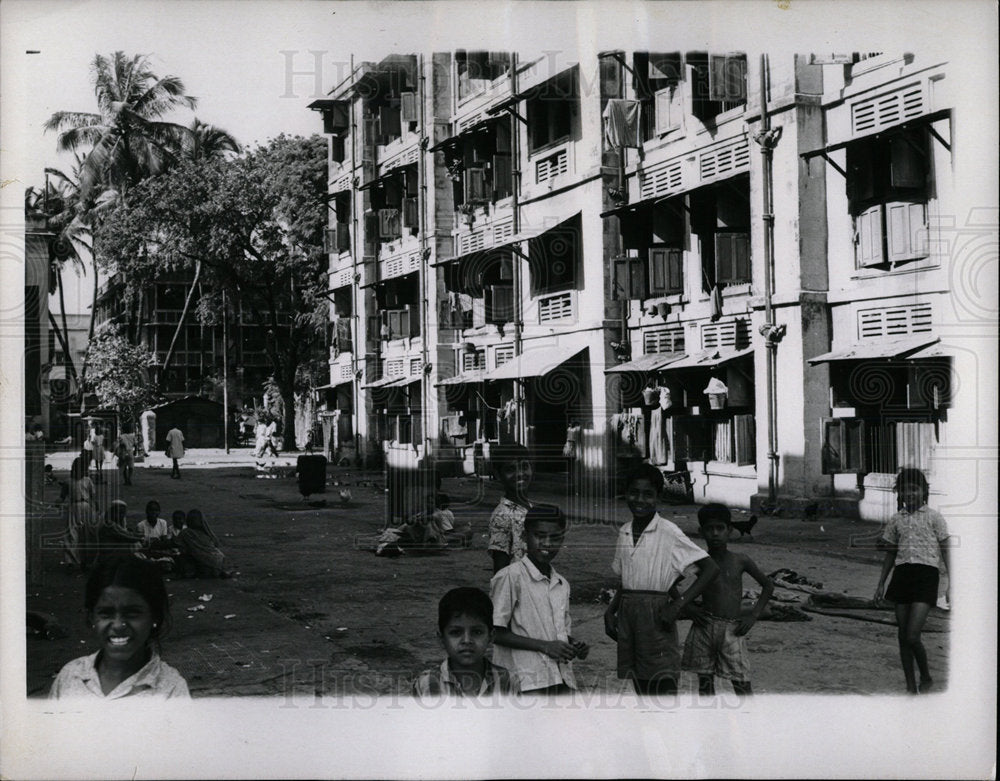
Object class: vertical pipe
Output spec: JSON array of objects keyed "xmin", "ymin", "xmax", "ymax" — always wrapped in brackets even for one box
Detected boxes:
[
  {"xmin": 418, "ymin": 54, "xmax": 430, "ymax": 452},
  {"xmin": 509, "ymin": 53, "xmax": 526, "ymax": 446},
  {"xmin": 759, "ymin": 54, "xmax": 779, "ymax": 507},
  {"xmin": 223, "ymin": 289, "xmax": 229, "ymax": 453}
]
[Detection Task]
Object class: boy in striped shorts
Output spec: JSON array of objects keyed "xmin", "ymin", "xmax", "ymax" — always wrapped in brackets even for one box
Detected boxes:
[{"xmin": 604, "ymin": 464, "xmax": 719, "ymax": 695}]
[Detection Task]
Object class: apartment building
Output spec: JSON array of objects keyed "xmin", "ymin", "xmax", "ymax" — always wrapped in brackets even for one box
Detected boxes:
[{"xmin": 311, "ymin": 49, "xmax": 957, "ymax": 522}]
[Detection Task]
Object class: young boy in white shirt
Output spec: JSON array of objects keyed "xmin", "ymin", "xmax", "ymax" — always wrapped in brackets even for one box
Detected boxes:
[{"xmin": 491, "ymin": 503, "xmax": 589, "ymax": 694}]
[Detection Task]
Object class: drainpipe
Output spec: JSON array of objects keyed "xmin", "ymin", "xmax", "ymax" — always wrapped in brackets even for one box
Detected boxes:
[
  {"xmin": 510, "ymin": 53, "xmax": 526, "ymax": 446},
  {"xmin": 753, "ymin": 54, "xmax": 786, "ymax": 511},
  {"xmin": 418, "ymin": 54, "xmax": 430, "ymax": 455},
  {"xmin": 349, "ymin": 54, "xmax": 363, "ymax": 467}
]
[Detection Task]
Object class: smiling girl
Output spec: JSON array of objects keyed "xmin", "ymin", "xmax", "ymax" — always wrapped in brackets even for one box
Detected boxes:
[{"xmin": 49, "ymin": 556, "xmax": 189, "ymax": 699}]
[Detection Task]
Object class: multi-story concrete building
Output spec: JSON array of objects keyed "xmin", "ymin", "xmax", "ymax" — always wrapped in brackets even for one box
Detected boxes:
[{"xmin": 310, "ymin": 49, "xmax": 958, "ymax": 522}]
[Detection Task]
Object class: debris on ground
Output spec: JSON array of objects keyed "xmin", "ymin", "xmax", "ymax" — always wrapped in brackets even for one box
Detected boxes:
[
  {"xmin": 758, "ymin": 603, "xmax": 812, "ymax": 622},
  {"xmin": 198, "ymin": 593, "xmax": 213, "ymax": 602},
  {"xmin": 769, "ymin": 568, "xmax": 824, "ymax": 592},
  {"xmin": 187, "ymin": 604, "xmax": 206, "ymax": 612},
  {"xmin": 224, "ymin": 614, "xmax": 236, "ymax": 619},
  {"xmin": 26, "ymin": 611, "xmax": 67, "ymax": 640}
]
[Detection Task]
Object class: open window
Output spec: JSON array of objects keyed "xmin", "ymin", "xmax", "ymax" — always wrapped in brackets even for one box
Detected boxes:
[
  {"xmin": 447, "ymin": 118, "xmax": 514, "ymax": 210},
  {"xmin": 526, "ymin": 68, "xmax": 580, "ymax": 152},
  {"xmin": 690, "ymin": 175, "xmax": 751, "ymax": 291},
  {"xmin": 632, "ymin": 52, "xmax": 683, "ymax": 142},
  {"xmin": 456, "ymin": 51, "xmax": 511, "ymax": 101},
  {"xmin": 687, "ymin": 51, "xmax": 748, "ymax": 120},
  {"xmin": 848, "ymin": 128, "xmax": 930, "ymax": 269},
  {"xmin": 442, "ymin": 249, "xmax": 514, "ymax": 329}
]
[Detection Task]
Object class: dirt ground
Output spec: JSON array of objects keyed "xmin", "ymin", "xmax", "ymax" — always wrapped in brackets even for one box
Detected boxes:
[{"xmin": 25, "ymin": 459, "xmax": 950, "ymax": 698}]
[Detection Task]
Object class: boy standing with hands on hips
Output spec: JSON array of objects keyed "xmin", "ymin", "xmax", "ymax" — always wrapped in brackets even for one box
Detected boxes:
[{"xmin": 604, "ymin": 464, "xmax": 719, "ymax": 695}]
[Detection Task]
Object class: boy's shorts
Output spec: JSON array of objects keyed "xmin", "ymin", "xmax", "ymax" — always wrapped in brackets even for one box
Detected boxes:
[
  {"xmin": 681, "ymin": 615, "xmax": 750, "ymax": 682},
  {"xmin": 616, "ymin": 591, "xmax": 680, "ymax": 681}
]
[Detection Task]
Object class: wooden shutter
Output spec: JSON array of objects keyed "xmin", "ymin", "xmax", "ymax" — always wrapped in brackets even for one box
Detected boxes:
[
  {"xmin": 402, "ymin": 197, "xmax": 419, "ymax": 231},
  {"xmin": 387, "ymin": 310, "xmax": 402, "ymax": 340},
  {"xmin": 404, "ymin": 166, "xmax": 418, "ymax": 197},
  {"xmin": 821, "ymin": 418, "xmax": 866, "ymax": 474},
  {"xmin": 855, "ymin": 204, "xmax": 886, "ymax": 267},
  {"xmin": 613, "ymin": 256, "xmax": 645, "ymax": 300},
  {"xmin": 715, "ymin": 232, "xmax": 750, "ymax": 283},
  {"xmin": 648, "ymin": 52, "xmax": 682, "ymax": 82},
  {"xmin": 464, "ymin": 166, "xmax": 488, "ymax": 204},
  {"xmin": 734, "ymin": 413, "xmax": 755, "ymax": 466},
  {"xmin": 612, "ymin": 257, "xmax": 630, "ymax": 301},
  {"xmin": 400, "ymin": 92, "xmax": 418, "ymax": 124},
  {"xmin": 336, "ymin": 223, "xmax": 351, "ymax": 252},
  {"xmin": 379, "ymin": 208, "xmax": 401, "ymax": 239},
  {"xmin": 324, "ymin": 103, "xmax": 349, "ymax": 134},
  {"xmin": 492, "ymin": 153, "xmax": 512, "ymax": 200},
  {"xmin": 709, "ymin": 54, "xmax": 747, "ymax": 101},
  {"xmin": 362, "ymin": 255, "xmax": 378, "ymax": 289},
  {"xmin": 363, "ymin": 211, "xmax": 380, "ymax": 253},
  {"xmin": 379, "ymin": 104, "xmax": 401, "ymax": 139},
  {"xmin": 889, "ymin": 134, "xmax": 925, "ymax": 189},
  {"xmin": 363, "ymin": 114, "xmax": 379, "ymax": 148},
  {"xmin": 324, "ymin": 227, "xmax": 338, "ymax": 254},
  {"xmin": 654, "ymin": 87, "xmax": 679, "ymax": 134},
  {"xmin": 331, "ymin": 135, "xmax": 346, "ymax": 164},
  {"xmin": 649, "ymin": 248, "xmax": 682, "ymax": 295},
  {"xmin": 365, "ymin": 316, "xmax": 379, "ymax": 352},
  {"xmin": 487, "ymin": 284, "xmax": 514, "ymax": 322},
  {"xmin": 885, "ymin": 201, "xmax": 928, "ymax": 263}
]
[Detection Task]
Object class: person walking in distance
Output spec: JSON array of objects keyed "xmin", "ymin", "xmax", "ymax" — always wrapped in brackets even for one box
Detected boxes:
[{"xmin": 165, "ymin": 425, "xmax": 185, "ymax": 480}]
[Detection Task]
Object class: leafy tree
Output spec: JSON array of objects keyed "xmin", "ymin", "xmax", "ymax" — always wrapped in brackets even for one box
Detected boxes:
[
  {"xmin": 97, "ymin": 134, "xmax": 330, "ymax": 449},
  {"xmin": 85, "ymin": 324, "xmax": 159, "ymax": 430}
]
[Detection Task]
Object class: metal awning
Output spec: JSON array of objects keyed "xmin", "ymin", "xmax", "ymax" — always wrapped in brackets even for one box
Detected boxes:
[
  {"xmin": 435, "ymin": 370, "xmax": 487, "ymax": 387},
  {"xmin": 801, "ymin": 108, "xmax": 952, "ymax": 160},
  {"xmin": 604, "ymin": 352, "xmax": 686, "ymax": 374},
  {"xmin": 429, "ymin": 116, "xmax": 500, "ymax": 153},
  {"xmin": 661, "ymin": 346, "xmax": 755, "ymax": 371},
  {"xmin": 808, "ymin": 336, "xmax": 939, "ymax": 365},
  {"xmin": 483, "ymin": 345, "xmax": 583, "ymax": 381},
  {"xmin": 430, "ymin": 234, "xmax": 523, "ymax": 267},
  {"xmin": 362, "ymin": 376, "xmax": 401, "ymax": 389},
  {"xmin": 314, "ymin": 379, "xmax": 353, "ymax": 391},
  {"xmin": 906, "ymin": 341, "xmax": 951, "ymax": 360},
  {"xmin": 486, "ymin": 64, "xmax": 579, "ymax": 116}
]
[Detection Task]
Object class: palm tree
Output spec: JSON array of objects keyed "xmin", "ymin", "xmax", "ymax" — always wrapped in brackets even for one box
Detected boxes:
[
  {"xmin": 45, "ymin": 52, "xmax": 198, "ymax": 407},
  {"xmin": 44, "ymin": 51, "xmax": 197, "ymax": 204},
  {"xmin": 25, "ymin": 161, "xmax": 92, "ymax": 395}
]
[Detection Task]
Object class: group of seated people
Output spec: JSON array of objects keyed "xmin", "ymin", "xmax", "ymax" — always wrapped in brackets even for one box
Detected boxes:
[{"xmin": 60, "ymin": 459, "xmax": 233, "ymax": 579}]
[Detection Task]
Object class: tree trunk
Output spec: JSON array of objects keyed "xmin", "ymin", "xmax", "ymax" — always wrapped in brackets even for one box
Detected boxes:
[
  {"xmin": 159, "ymin": 259, "xmax": 201, "ymax": 384},
  {"xmin": 54, "ymin": 267, "xmax": 79, "ymax": 385},
  {"xmin": 280, "ymin": 387, "xmax": 297, "ymax": 452},
  {"xmin": 77, "ymin": 257, "xmax": 100, "ymax": 414}
]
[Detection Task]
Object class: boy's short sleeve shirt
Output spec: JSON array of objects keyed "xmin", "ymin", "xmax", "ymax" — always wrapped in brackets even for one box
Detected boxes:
[
  {"xmin": 487, "ymin": 498, "xmax": 529, "ymax": 560},
  {"xmin": 490, "ymin": 558, "xmax": 576, "ymax": 691},
  {"xmin": 411, "ymin": 659, "xmax": 519, "ymax": 697},
  {"xmin": 612, "ymin": 513, "xmax": 708, "ymax": 591},
  {"xmin": 881, "ymin": 506, "xmax": 949, "ymax": 568}
]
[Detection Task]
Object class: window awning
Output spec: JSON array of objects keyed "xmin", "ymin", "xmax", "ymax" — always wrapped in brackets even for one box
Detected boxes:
[
  {"xmin": 435, "ymin": 370, "xmax": 487, "ymax": 387},
  {"xmin": 661, "ymin": 346, "xmax": 754, "ymax": 371},
  {"xmin": 314, "ymin": 379, "xmax": 353, "ymax": 391},
  {"xmin": 430, "ymin": 234, "xmax": 523, "ymax": 267},
  {"xmin": 808, "ymin": 336, "xmax": 939, "ymax": 365},
  {"xmin": 486, "ymin": 65, "xmax": 579, "ymax": 116},
  {"xmin": 604, "ymin": 352, "xmax": 686, "ymax": 374},
  {"xmin": 482, "ymin": 345, "xmax": 583, "ymax": 381},
  {"xmin": 801, "ymin": 108, "xmax": 951, "ymax": 160},
  {"xmin": 906, "ymin": 341, "xmax": 950, "ymax": 360},
  {"xmin": 429, "ymin": 116, "xmax": 499, "ymax": 153}
]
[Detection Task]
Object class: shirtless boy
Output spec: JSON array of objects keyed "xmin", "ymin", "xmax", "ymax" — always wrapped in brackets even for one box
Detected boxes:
[{"xmin": 682, "ymin": 503, "xmax": 773, "ymax": 695}]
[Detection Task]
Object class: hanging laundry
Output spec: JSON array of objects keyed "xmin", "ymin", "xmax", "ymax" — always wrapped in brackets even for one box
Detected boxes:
[
  {"xmin": 710, "ymin": 284, "xmax": 724, "ymax": 322},
  {"xmin": 648, "ymin": 406, "xmax": 669, "ymax": 465},
  {"xmin": 602, "ymin": 99, "xmax": 641, "ymax": 149}
]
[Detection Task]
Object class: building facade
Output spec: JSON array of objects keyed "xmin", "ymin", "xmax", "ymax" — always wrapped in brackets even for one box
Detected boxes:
[{"xmin": 311, "ymin": 50, "xmax": 957, "ymax": 522}]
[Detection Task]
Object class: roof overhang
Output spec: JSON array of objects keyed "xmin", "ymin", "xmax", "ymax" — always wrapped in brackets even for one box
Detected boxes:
[
  {"xmin": 801, "ymin": 108, "xmax": 952, "ymax": 160},
  {"xmin": 808, "ymin": 336, "xmax": 940, "ymax": 364},
  {"xmin": 660, "ymin": 346, "xmax": 754, "ymax": 371},
  {"xmin": 435, "ymin": 370, "xmax": 487, "ymax": 387},
  {"xmin": 604, "ymin": 352, "xmax": 686, "ymax": 374},
  {"xmin": 482, "ymin": 345, "xmax": 584, "ymax": 381}
]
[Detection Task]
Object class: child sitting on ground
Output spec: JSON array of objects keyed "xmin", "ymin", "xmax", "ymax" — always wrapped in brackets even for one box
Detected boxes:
[
  {"xmin": 434, "ymin": 492, "xmax": 473, "ymax": 548},
  {"xmin": 487, "ymin": 443, "xmax": 534, "ymax": 573},
  {"xmin": 604, "ymin": 464, "xmax": 719, "ymax": 696},
  {"xmin": 411, "ymin": 587, "xmax": 519, "ymax": 697},
  {"xmin": 136, "ymin": 501, "xmax": 172, "ymax": 546},
  {"xmin": 170, "ymin": 510, "xmax": 186, "ymax": 539},
  {"xmin": 681, "ymin": 503, "xmax": 773, "ymax": 696},
  {"xmin": 491, "ymin": 504, "xmax": 589, "ymax": 694}
]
